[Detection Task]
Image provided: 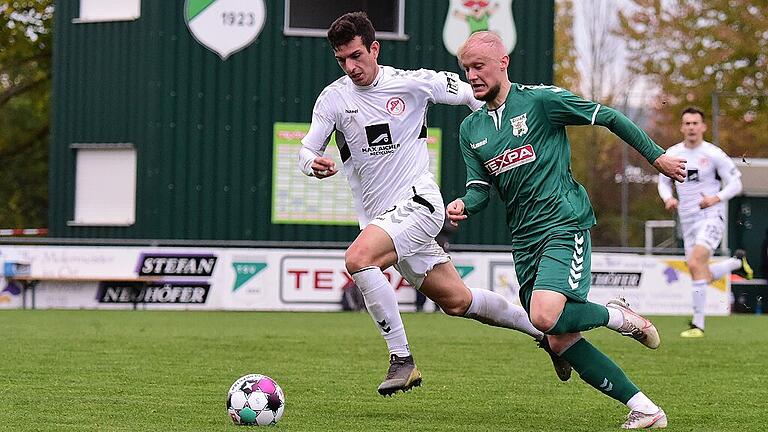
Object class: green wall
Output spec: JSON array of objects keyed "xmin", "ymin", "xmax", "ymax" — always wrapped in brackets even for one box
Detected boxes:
[
  {"xmin": 50, "ymin": 0, "xmax": 554, "ymax": 243},
  {"xmin": 729, "ymin": 196, "xmax": 768, "ymax": 278}
]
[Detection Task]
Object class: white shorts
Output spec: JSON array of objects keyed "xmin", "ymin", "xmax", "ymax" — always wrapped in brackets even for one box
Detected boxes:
[
  {"xmin": 369, "ymin": 182, "xmax": 450, "ymax": 289},
  {"xmin": 682, "ymin": 217, "xmax": 724, "ymax": 255}
]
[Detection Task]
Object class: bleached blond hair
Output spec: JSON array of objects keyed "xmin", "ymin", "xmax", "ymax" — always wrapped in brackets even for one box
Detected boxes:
[{"xmin": 457, "ymin": 31, "xmax": 506, "ymax": 62}]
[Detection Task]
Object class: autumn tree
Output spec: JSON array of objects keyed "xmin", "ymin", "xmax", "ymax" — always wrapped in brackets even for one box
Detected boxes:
[
  {"xmin": 619, "ymin": 0, "xmax": 768, "ymax": 159},
  {"xmin": 0, "ymin": 1, "xmax": 53, "ymax": 228},
  {"xmin": 554, "ymin": 0, "xmax": 581, "ymax": 91}
]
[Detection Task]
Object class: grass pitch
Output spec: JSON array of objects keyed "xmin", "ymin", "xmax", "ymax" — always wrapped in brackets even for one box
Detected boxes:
[{"xmin": 1, "ymin": 310, "xmax": 766, "ymax": 431}]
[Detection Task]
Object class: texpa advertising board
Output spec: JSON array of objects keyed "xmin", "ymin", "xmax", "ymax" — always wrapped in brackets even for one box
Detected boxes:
[{"xmin": 0, "ymin": 246, "xmax": 730, "ymax": 315}]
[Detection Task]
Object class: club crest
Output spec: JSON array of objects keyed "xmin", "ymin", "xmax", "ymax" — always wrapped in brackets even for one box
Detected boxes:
[
  {"xmin": 185, "ymin": 0, "xmax": 266, "ymax": 60},
  {"xmin": 443, "ymin": 0, "xmax": 517, "ymax": 55},
  {"xmin": 386, "ymin": 97, "xmax": 406, "ymax": 115},
  {"xmin": 511, "ymin": 113, "xmax": 528, "ymax": 137}
]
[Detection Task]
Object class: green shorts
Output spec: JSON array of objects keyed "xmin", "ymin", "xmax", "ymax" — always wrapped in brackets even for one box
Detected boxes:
[{"xmin": 514, "ymin": 228, "xmax": 592, "ymax": 313}]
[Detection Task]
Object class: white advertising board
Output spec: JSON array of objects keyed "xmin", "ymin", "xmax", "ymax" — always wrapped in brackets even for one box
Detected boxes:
[{"xmin": 0, "ymin": 245, "xmax": 729, "ymax": 315}]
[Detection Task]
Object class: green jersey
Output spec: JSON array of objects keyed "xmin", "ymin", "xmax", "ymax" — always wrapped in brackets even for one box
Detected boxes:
[{"xmin": 458, "ymin": 84, "xmax": 664, "ymax": 247}]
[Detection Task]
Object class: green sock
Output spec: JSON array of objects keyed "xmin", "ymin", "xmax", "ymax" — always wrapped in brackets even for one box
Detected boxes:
[
  {"xmin": 548, "ymin": 301, "xmax": 609, "ymax": 334},
  {"xmin": 560, "ymin": 338, "xmax": 640, "ymax": 404}
]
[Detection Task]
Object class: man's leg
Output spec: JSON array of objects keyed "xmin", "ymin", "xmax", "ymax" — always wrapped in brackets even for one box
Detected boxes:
[
  {"xmin": 684, "ymin": 245, "xmax": 711, "ymax": 335},
  {"xmin": 533, "ymin": 292, "xmax": 666, "ymax": 428},
  {"xmin": 708, "ymin": 255, "xmax": 744, "ymax": 280},
  {"xmin": 419, "ymin": 261, "xmax": 541, "ymax": 335},
  {"xmin": 345, "ymin": 224, "xmax": 420, "ymax": 395},
  {"xmin": 417, "ymin": 260, "xmax": 571, "ymax": 381},
  {"xmin": 529, "ymin": 231, "xmax": 659, "ymax": 348},
  {"xmin": 549, "ymin": 333, "xmax": 667, "ymax": 429}
]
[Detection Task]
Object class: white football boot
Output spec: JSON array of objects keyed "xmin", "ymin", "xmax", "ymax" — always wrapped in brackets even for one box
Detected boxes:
[
  {"xmin": 606, "ymin": 298, "xmax": 661, "ymax": 349},
  {"xmin": 621, "ymin": 408, "xmax": 668, "ymax": 429}
]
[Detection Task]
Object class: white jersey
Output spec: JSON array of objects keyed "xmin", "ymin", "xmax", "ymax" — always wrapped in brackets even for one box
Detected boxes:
[
  {"xmin": 299, "ymin": 66, "xmax": 481, "ymax": 227},
  {"xmin": 658, "ymin": 141, "xmax": 742, "ymax": 226}
]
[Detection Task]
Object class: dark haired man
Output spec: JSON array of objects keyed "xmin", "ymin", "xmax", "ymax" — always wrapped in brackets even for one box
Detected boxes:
[
  {"xmin": 298, "ymin": 12, "xmax": 570, "ymax": 396},
  {"xmin": 658, "ymin": 106, "xmax": 750, "ymax": 338}
]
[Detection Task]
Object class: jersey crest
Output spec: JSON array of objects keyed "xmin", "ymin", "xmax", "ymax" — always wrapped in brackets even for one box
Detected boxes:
[
  {"xmin": 484, "ymin": 144, "xmax": 536, "ymax": 175},
  {"xmin": 185, "ymin": 0, "xmax": 266, "ymax": 60},
  {"xmin": 386, "ymin": 97, "xmax": 406, "ymax": 115},
  {"xmin": 511, "ymin": 113, "xmax": 528, "ymax": 137}
]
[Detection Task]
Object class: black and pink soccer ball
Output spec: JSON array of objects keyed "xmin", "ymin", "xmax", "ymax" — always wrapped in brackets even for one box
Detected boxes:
[{"xmin": 227, "ymin": 374, "xmax": 285, "ymax": 426}]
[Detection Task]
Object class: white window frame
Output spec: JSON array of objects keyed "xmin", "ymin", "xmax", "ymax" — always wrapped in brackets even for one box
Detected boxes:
[
  {"xmin": 283, "ymin": 0, "xmax": 407, "ymax": 41},
  {"xmin": 68, "ymin": 143, "xmax": 137, "ymax": 227},
  {"xmin": 74, "ymin": 0, "xmax": 141, "ymax": 24}
]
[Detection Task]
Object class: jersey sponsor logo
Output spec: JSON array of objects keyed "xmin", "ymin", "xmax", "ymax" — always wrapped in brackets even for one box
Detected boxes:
[
  {"xmin": 483, "ymin": 144, "xmax": 536, "ymax": 175},
  {"xmin": 510, "ymin": 113, "xmax": 528, "ymax": 137},
  {"xmin": 444, "ymin": 71, "xmax": 460, "ymax": 95},
  {"xmin": 386, "ymin": 97, "xmax": 406, "ymax": 115},
  {"xmin": 345, "ymin": 108, "xmax": 358, "ymax": 114},
  {"xmin": 363, "ymin": 123, "xmax": 400, "ymax": 156},
  {"xmin": 470, "ymin": 138, "xmax": 487, "ymax": 149}
]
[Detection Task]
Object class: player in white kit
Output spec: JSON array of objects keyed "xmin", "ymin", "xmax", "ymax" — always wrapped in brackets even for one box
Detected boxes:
[
  {"xmin": 658, "ymin": 107, "xmax": 752, "ymax": 337},
  {"xmin": 298, "ymin": 12, "xmax": 571, "ymax": 395}
]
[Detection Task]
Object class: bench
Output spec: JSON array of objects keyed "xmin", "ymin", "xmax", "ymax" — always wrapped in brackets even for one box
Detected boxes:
[{"xmin": 8, "ymin": 275, "xmax": 164, "ymax": 310}]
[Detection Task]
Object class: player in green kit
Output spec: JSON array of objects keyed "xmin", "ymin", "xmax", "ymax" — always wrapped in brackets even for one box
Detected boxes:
[{"xmin": 447, "ymin": 32, "xmax": 687, "ymax": 429}]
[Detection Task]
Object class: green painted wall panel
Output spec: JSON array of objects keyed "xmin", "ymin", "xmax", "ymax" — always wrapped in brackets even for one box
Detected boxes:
[{"xmin": 50, "ymin": 0, "xmax": 554, "ymax": 244}]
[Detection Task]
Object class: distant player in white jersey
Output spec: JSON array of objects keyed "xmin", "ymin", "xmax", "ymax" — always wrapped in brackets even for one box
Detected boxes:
[
  {"xmin": 298, "ymin": 12, "xmax": 571, "ymax": 395},
  {"xmin": 658, "ymin": 107, "xmax": 753, "ymax": 338}
]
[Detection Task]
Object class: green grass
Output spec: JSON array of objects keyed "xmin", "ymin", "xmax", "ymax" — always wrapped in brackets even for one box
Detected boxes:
[{"xmin": 1, "ymin": 311, "xmax": 766, "ymax": 431}]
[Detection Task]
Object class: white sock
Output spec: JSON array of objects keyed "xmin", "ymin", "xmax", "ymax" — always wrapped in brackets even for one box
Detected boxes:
[
  {"xmin": 626, "ymin": 392, "xmax": 660, "ymax": 414},
  {"xmin": 464, "ymin": 288, "xmax": 543, "ymax": 340},
  {"xmin": 691, "ymin": 279, "xmax": 707, "ymax": 329},
  {"xmin": 709, "ymin": 257, "xmax": 741, "ymax": 280},
  {"xmin": 352, "ymin": 267, "xmax": 410, "ymax": 357},
  {"xmin": 606, "ymin": 307, "xmax": 624, "ymax": 331}
]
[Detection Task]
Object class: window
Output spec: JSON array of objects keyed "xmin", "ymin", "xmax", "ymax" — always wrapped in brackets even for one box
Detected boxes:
[
  {"xmin": 75, "ymin": 0, "xmax": 141, "ymax": 23},
  {"xmin": 284, "ymin": 0, "xmax": 406, "ymax": 40},
  {"xmin": 69, "ymin": 144, "xmax": 137, "ymax": 226}
]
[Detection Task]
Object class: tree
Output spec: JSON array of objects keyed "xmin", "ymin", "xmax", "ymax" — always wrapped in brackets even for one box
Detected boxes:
[
  {"xmin": 619, "ymin": 0, "xmax": 768, "ymax": 159},
  {"xmin": 554, "ymin": 0, "xmax": 581, "ymax": 91},
  {"xmin": 0, "ymin": 0, "xmax": 53, "ymax": 228}
]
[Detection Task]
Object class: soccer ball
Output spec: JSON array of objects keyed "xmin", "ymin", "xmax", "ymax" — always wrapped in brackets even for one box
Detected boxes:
[{"xmin": 227, "ymin": 374, "xmax": 285, "ymax": 426}]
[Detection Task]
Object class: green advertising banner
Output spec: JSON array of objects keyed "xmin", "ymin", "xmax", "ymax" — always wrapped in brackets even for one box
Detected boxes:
[{"xmin": 272, "ymin": 122, "xmax": 442, "ymax": 225}]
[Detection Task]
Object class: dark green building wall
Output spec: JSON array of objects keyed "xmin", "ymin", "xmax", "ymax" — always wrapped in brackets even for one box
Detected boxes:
[{"xmin": 50, "ymin": 0, "xmax": 554, "ymax": 243}]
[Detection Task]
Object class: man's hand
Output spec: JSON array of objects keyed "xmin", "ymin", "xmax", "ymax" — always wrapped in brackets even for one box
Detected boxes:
[
  {"xmin": 653, "ymin": 154, "xmax": 687, "ymax": 182},
  {"xmin": 446, "ymin": 199, "xmax": 468, "ymax": 227},
  {"xmin": 311, "ymin": 157, "xmax": 338, "ymax": 179},
  {"xmin": 664, "ymin": 197, "xmax": 679, "ymax": 211},
  {"xmin": 699, "ymin": 194, "xmax": 721, "ymax": 209}
]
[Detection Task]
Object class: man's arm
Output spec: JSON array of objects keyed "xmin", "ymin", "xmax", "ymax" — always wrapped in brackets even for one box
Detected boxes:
[
  {"xmin": 657, "ymin": 172, "xmax": 678, "ymax": 211},
  {"xmin": 425, "ymin": 70, "xmax": 483, "ymax": 111},
  {"xmin": 298, "ymin": 91, "xmax": 339, "ymax": 179},
  {"xmin": 598, "ymin": 106, "xmax": 687, "ymax": 181},
  {"xmin": 541, "ymin": 89, "xmax": 686, "ymax": 180},
  {"xmin": 700, "ymin": 150, "xmax": 743, "ymax": 209},
  {"xmin": 448, "ymin": 123, "xmax": 492, "ymax": 225}
]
